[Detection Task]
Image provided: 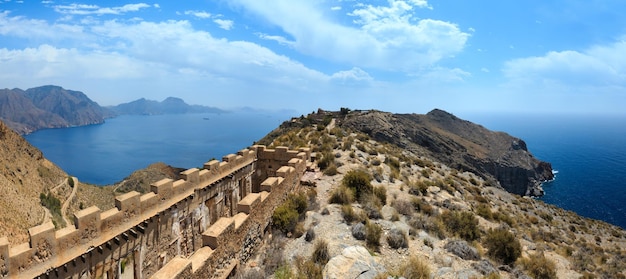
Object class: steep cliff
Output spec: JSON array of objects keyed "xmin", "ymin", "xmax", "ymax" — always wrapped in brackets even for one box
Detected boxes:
[
  {"xmin": 0, "ymin": 85, "xmax": 114, "ymax": 134},
  {"xmin": 339, "ymin": 109, "xmax": 553, "ymax": 196}
]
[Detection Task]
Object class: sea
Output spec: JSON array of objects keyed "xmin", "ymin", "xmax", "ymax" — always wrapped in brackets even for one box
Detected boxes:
[{"xmin": 25, "ymin": 112, "xmax": 626, "ymax": 229}]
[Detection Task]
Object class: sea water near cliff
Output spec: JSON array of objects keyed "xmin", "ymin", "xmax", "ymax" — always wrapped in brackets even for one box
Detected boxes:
[
  {"xmin": 464, "ymin": 113, "xmax": 626, "ymax": 229},
  {"xmin": 26, "ymin": 112, "xmax": 626, "ymax": 229},
  {"xmin": 25, "ymin": 111, "xmax": 292, "ymax": 186}
]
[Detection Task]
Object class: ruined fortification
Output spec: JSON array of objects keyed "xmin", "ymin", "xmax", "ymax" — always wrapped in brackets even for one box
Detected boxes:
[{"xmin": 0, "ymin": 145, "xmax": 311, "ymax": 279}]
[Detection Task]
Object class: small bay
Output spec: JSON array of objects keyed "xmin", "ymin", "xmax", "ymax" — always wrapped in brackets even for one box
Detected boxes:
[{"xmin": 25, "ymin": 111, "xmax": 292, "ymax": 186}]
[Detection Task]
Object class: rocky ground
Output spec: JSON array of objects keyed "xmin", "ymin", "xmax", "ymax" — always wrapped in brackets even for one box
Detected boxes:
[{"xmin": 237, "ymin": 114, "xmax": 626, "ymax": 279}]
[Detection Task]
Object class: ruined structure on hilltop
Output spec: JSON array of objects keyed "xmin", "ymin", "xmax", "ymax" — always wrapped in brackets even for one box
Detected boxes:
[{"xmin": 0, "ymin": 145, "xmax": 311, "ymax": 279}]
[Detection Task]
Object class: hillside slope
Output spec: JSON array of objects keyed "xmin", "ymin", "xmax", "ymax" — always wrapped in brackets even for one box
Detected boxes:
[
  {"xmin": 0, "ymin": 120, "xmax": 67, "ymax": 243},
  {"xmin": 246, "ymin": 109, "xmax": 625, "ymax": 279}
]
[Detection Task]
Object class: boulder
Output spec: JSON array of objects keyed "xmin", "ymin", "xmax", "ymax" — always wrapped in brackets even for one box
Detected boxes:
[{"xmin": 323, "ymin": 246, "xmax": 385, "ymax": 279}]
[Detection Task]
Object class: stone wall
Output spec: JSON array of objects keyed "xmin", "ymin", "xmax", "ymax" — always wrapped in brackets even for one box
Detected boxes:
[{"xmin": 0, "ymin": 145, "xmax": 311, "ymax": 279}]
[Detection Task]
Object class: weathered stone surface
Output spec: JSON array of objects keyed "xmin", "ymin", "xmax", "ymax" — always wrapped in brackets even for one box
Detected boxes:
[
  {"xmin": 323, "ymin": 246, "xmax": 385, "ymax": 279},
  {"xmin": 444, "ymin": 239, "xmax": 480, "ymax": 260}
]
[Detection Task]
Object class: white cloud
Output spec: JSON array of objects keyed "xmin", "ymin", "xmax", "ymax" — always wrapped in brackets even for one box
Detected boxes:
[
  {"xmin": 229, "ymin": 0, "xmax": 468, "ymax": 71},
  {"xmin": 54, "ymin": 3, "xmax": 151, "ymax": 15},
  {"xmin": 214, "ymin": 19, "xmax": 234, "ymax": 30},
  {"xmin": 184, "ymin": 10, "xmax": 211, "ymax": 19},
  {"xmin": 0, "ymin": 11, "xmax": 88, "ymax": 41},
  {"xmin": 503, "ymin": 39, "xmax": 626, "ymax": 88},
  {"xmin": 330, "ymin": 6, "xmax": 341, "ymax": 11},
  {"xmin": 331, "ymin": 67, "xmax": 373, "ymax": 85},
  {"xmin": 257, "ymin": 33, "xmax": 295, "ymax": 46}
]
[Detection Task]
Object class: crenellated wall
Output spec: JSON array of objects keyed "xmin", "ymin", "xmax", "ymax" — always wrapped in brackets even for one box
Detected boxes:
[{"xmin": 0, "ymin": 145, "xmax": 312, "ymax": 279}]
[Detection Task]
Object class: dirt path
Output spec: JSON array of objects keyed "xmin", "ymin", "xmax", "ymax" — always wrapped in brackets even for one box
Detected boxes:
[{"xmin": 61, "ymin": 177, "xmax": 78, "ymax": 226}]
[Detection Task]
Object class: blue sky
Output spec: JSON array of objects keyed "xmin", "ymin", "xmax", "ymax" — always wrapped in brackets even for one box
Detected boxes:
[{"xmin": 1, "ymin": 0, "xmax": 625, "ymax": 115}]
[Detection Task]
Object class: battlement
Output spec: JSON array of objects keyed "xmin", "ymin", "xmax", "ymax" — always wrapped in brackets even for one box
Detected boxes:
[{"xmin": 0, "ymin": 145, "xmax": 310, "ymax": 279}]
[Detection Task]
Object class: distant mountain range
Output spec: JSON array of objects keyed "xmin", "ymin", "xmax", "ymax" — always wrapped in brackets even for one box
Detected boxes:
[
  {"xmin": 0, "ymin": 85, "xmax": 226, "ymax": 134},
  {"xmin": 107, "ymin": 97, "xmax": 226, "ymax": 115}
]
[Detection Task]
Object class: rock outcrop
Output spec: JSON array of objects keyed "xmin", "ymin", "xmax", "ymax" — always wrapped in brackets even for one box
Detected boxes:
[
  {"xmin": 323, "ymin": 246, "xmax": 385, "ymax": 279},
  {"xmin": 339, "ymin": 109, "xmax": 553, "ymax": 196}
]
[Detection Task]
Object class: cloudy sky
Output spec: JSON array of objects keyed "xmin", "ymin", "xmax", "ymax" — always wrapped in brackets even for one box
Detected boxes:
[{"xmin": 1, "ymin": 0, "xmax": 625, "ymax": 115}]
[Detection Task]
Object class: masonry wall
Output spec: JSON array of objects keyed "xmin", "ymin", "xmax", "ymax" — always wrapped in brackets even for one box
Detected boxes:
[{"xmin": 0, "ymin": 145, "xmax": 311, "ymax": 279}]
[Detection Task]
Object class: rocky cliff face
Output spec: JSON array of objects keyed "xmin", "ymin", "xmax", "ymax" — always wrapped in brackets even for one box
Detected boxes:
[
  {"xmin": 0, "ymin": 85, "xmax": 113, "ymax": 134},
  {"xmin": 339, "ymin": 109, "xmax": 553, "ymax": 196}
]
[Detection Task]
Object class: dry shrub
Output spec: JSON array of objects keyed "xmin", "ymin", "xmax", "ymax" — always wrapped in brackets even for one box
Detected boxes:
[
  {"xmin": 341, "ymin": 204, "xmax": 358, "ymax": 224},
  {"xmin": 329, "ymin": 186, "xmax": 354, "ymax": 205},
  {"xmin": 365, "ymin": 221, "xmax": 382, "ymax": 249},
  {"xmin": 484, "ymin": 228, "xmax": 521, "ymax": 265},
  {"xmin": 342, "ymin": 169, "xmax": 373, "ymax": 199},
  {"xmin": 387, "ymin": 228, "xmax": 408, "ymax": 249},
  {"xmin": 440, "ymin": 210, "xmax": 480, "ymax": 241},
  {"xmin": 520, "ymin": 253, "xmax": 557, "ymax": 279},
  {"xmin": 373, "ymin": 185, "xmax": 387, "ymax": 205},
  {"xmin": 391, "ymin": 199, "xmax": 414, "ymax": 216},
  {"xmin": 312, "ymin": 239, "xmax": 330, "ymax": 265},
  {"xmin": 395, "ymin": 256, "xmax": 430, "ymax": 279},
  {"xmin": 411, "ymin": 197, "xmax": 433, "ymax": 215},
  {"xmin": 360, "ymin": 193, "xmax": 383, "ymax": 219}
]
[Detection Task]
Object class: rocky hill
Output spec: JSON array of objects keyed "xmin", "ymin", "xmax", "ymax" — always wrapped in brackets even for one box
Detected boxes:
[
  {"xmin": 245, "ymin": 109, "xmax": 625, "ymax": 279},
  {"xmin": 264, "ymin": 109, "xmax": 553, "ymax": 197},
  {"xmin": 109, "ymin": 96, "xmax": 226, "ymax": 115},
  {"xmin": 0, "ymin": 85, "xmax": 114, "ymax": 134}
]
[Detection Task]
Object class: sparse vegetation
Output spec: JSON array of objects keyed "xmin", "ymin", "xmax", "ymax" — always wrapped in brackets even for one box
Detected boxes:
[
  {"xmin": 365, "ymin": 221, "xmax": 383, "ymax": 249},
  {"xmin": 342, "ymin": 169, "xmax": 373, "ymax": 200},
  {"xmin": 440, "ymin": 210, "xmax": 480, "ymax": 241},
  {"xmin": 520, "ymin": 252, "xmax": 557, "ymax": 279},
  {"xmin": 484, "ymin": 228, "xmax": 521, "ymax": 265}
]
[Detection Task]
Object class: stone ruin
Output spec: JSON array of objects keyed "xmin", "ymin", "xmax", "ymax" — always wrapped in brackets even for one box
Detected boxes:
[{"xmin": 0, "ymin": 145, "xmax": 312, "ymax": 279}]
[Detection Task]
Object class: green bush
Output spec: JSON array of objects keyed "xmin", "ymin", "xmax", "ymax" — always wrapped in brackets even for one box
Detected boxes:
[
  {"xmin": 67, "ymin": 176, "xmax": 74, "ymax": 188},
  {"xmin": 272, "ymin": 204, "xmax": 299, "ymax": 234},
  {"xmin": 287, "ymin": 192, "xmax": 308, "ymax": 214},
  {"xmin": 342, "ymin": 169, "xmax": 372, "ymax": 200},
  {"xmin": 273, "ymin": 192, "xmax": 310, "ymax": 234},
  {"xmin": 440, "ymin": 211, "xmax": 480, "ymax": 241},
  {"xmin": 484, "ymin": 228, "xmax": 521, "ymax": 265},
  {"xmin": 329, "ymin": 186, "xmax": 354, "ymax": 205},
  {"xmin": 274, "ymin": 264, "xmax": 293, "ymax": 279},
  {"xmin": 521, "ymin": 253, "xmax": 557, "ymax": 279}
]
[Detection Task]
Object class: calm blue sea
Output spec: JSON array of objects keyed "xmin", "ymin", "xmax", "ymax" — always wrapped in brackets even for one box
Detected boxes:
[
  {"xmin": 25, "ymin": 112, "xmax": 292, "ymax": 186},
  {"xmin": 464, "ymin": 113, "xmax": 626, "ymax": 229},
  {"xmin": 25, "ymin": 112, "xmax": 626, "ymax": 229}
]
